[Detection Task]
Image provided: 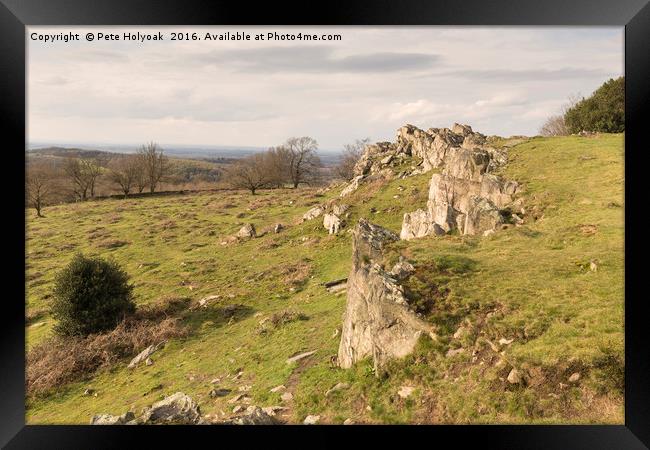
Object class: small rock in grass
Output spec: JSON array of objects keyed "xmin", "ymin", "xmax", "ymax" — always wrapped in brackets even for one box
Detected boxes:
[
  {"xmin": 325, "ymin": 382, "xmax": 350, "ymax": 397},
  {"xmin": 303, "ymin": 415, "xmax": 320, "ymax": 425},
  {"xmin": 343, "ymin": 418, "xmax": 355, "ymax": 425},
  {"xmin": 280, "ymin": 392, "xmax": 293, "ymax": 402},
  {"xmin": 568, "ymin": 372, "xmax": 581, "ymax": 383},
  {"xmin": 397, "ymin": 386, "xmax": 415, "ymax": 399},
  {"xmin": 507, "ymin": 368, "xmax": 523, "ymax": 385},
  {"xmin": 270, "ymin": 385, "xmax": 286, "ymax": 393},
  {"xmin": 232, "ymin": 405, "xmax": 244, "ymax": 414},
  {"xmin": 498, "ymin": 338, "xmax": 514, "ymax": 346}
]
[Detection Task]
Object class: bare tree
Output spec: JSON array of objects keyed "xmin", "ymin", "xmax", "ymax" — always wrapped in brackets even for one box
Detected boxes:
[
  {"xmin": 108, "ymin": 155, "xmax": 141, "ymax": 197},
  {"xmin": 63, "ymin": 158, "xmax": 90, "ymax": 201},
  {"xmin": 336, "ymin": 137, "xmax": 370, "ymax": 180},
  {"xmin": 84, "ymin": 159, "xmax": 102, "ymax": 198},
  {"xmin": 138, "ymin": 142, "xmax": 167, "ymax": 193},
  {"xmin": 26, "ymin": 163, "xmax": 52, "ymax": 217},
  {"xmin": 264, "ymin": 146, "xmax": 291, "ymax": 188},
  {"xmin": 224, "ymin": 153, "xmax": 271, "ymax": 195},
  {"xmin": 539, "ymin": 93, "xmax": 582, "ymax": 137},
  {"xmin": 134, "ymin": 154, "xmax": 147, "ymax": 193},
  {"xmin": 539, "ymin": 115, "xmax": 568, "ymax": 137},
  {"xmin": 284, "ymin": 136, "xmax": 321, "ymax": 188}
]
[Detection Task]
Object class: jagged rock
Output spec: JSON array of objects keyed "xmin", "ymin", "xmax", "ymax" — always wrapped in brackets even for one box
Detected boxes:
[
  {"xmin": 401, "ymin": 152, "xmax": 519, "ymax": 238},
  {"xmin": 236, "ymin": 223, "xmax": 256, "ymax": 239},
  {"xmin": 128, "ymin": 342, "xmax": 164, "ymax": 369},
  {"xmin": 141, "ymin": 392, "xmax": 201, "ymax": 424},
  {"xmin": 303, "ymin": 206, "xmax": 324, "ymax": 221},
  {"xmin": 340, "ymin": 175, "xmax": 364, "ymax": 197},
  {"xmin": 274, "ymin": 223, "xmax": 284, "ymax": 233},
  {"xmin": 90, "ymin": 411, "xmax": 135, "ymax": 425},
  {"xmin": 209, "ymin": 388, "xmax": 231, "ymax": 398},
  {"xmin": 338, "ymin": 220, "xmax": 436, "ymax": 372},
  {"xmin": 232, "ymin": 406, "xmax": 279, "ymax": 425},
  {"xmin": 390, "ymin": 257, "xmax": 415, "ymax": 280},
  {"xmin": 303, "ymin": 415, "xmax": 321, "ymax": 425},
  {"xmin": 323, "ymin": 213, "xmax": 343, "ymax": 234}
]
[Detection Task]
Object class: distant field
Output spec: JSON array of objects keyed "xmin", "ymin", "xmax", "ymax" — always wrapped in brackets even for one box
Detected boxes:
[{"xmin": 25, "ymin": 134, "xmax": 624, "ymax": 424}]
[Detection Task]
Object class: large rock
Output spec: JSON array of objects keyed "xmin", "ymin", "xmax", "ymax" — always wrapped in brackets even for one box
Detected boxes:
[
  {"xmin": 338, "ymin": 220, "xmax": 436, "ymax": 372},
  {"xmin": 302, "ymin": 206, "xmax": 324, "ymax": 221},
  {"xmin": 141, "ymin": 392, "xmax": 201, "ymax": 424},
  {"xmin": 232, "ymin": 406, "xmax": 279, "ymax": 425}
]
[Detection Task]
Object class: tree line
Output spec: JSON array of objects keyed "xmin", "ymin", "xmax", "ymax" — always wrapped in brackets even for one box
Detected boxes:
[{"xmin": 26, "ymin": 142, "xmax": 167, "ymax": 217}]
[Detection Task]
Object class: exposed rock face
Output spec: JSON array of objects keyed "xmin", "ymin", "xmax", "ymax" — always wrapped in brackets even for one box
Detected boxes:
[
  {"xmin": 338, "ymin": 219, "xmax": 436, "ymax": 372},
  {"xmin": 397, "ymin": 124, "xmax": 520, "ymax": 239}
]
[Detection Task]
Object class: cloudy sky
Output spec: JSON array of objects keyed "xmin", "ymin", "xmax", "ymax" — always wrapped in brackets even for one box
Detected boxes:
[{"xmin": 28, "ymin": 27, "xmax": 623, "ymax": 150}]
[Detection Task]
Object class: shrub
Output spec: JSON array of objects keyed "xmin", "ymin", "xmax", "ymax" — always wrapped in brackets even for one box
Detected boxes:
[
  {"xmin": 564, "ymin": 77, "xmax": 624, "ymax": 133},
  {"xmin": 51, "ymin": 254, "xmax": 135, "ymax": 336}
]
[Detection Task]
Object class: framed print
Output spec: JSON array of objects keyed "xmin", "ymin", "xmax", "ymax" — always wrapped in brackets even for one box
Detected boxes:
[{"xmin": 2, "ymin": 0, "xmax": 648, "ymax": 448}]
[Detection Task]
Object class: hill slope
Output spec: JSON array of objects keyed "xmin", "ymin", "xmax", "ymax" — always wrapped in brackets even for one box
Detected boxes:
[{"xmin": 25, "ymin": 133, "xmax": 624, "ymax": 424}]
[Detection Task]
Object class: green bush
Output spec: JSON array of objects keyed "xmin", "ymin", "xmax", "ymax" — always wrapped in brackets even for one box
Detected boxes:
[
  {"xmin": 51, "ymin": 254, "xmax": 135, "ymax": 336},
  {"xmin": 564, "ymin": 77, "xmax": 624, "ymax": 133}
]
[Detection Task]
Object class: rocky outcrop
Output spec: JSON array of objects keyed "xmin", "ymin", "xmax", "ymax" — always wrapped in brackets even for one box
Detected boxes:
[
  {"xmin": 397, "ymin": 124, "xmax": 520, "ymax": 238},
  {"xmin": 323, "ymin": 213, "xmax": 342, "ymax": 234},
  {"xmin": 236, "ymin": 223, "xmax": 257, "ymax": 239},
  {"xmin": 90, "ymin": 411, "xmax": 135, "ymax": 425},
  {"xmin": 338, "ymin": 219, "xmax": 436, "ymax": 372}
]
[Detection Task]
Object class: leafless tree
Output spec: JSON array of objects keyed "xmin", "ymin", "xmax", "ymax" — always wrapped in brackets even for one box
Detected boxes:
[
  {"xmin": 108, "ymin": 155, "xmax": 141, "ymax": 196},
  {"xmin": 539, "ymin": 93, "xmax": 582, "ymax": 137},
  {"xmin": 283, "ymin": 136, "xmax": 321, "ymax": 188},
  {"xmin": 26, "ymin": 163, "xmax": 52, "ymax": 217},
  {"xmin": 539, "ymin": 115, "xmax": 568, "ymax": 137},
  {"xmin": 63, "ymin": 158, "xmax": 100, "ymax": 201},
  {"xmin": 336, "ymin": 137, "xmax": 370, "ymax": 180},
  {"xmin": 224, "ymin": 153, "xmax": 272, "ymax": 195},
  {"xmin": 138, "ymin": 142, "xmax": 167, "ymax": 193},
  {"xmin": 264, "ymin": 146, "xmax": 291, "ymax": 188}
]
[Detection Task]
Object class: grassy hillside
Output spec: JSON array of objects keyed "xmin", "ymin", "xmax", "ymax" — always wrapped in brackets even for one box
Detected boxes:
[{"xmin": 25, "ymin": 134, "xmax": 624, "ymax": 424}]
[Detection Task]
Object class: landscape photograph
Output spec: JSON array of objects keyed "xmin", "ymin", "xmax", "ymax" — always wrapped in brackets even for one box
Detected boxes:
[{"xmin": 25, "ymin": 26, "xmax": 625, "ymax": 425}]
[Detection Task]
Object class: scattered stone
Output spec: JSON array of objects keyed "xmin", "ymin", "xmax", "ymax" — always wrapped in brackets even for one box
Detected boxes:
[
  {"xmin": 286, "ymin": 350, "xmax": 317, "ymax": 365},
  {"xmin": 331, "ymin": 328, "xmax": 340, "ymax": 338},
  {"xmin": 507, "ymin": 368, "xmax": 523, "ymax": 385},
  {"xmin": 90, "ymin": 411, "xmax": 135, "ymax": 425},
  {"xmin": 261, "ymin": 406, "xmax": 286, "ymax": 417},
  {"xmin": 498, "ymin": 338, "xmax": 514, "ymax": 345},
  {"xmin": 145, "ymin": 357, "xmax": 154, "ymax": 366},
  {"xmin": 274, "ymin": 223, "xmax": 284, "ymax": 233},
  {"xmin": 270, "ymin": 385, "xmax": 286, "ymax": 393},
  {"xmin": 343, "ymin": 418, "xmax": 355, "ymax": 425},
  {"xmin": 228, "ymin": 394, "xmax": 247, "ymax": 404},
  {"xmin": 325, "ymin": 382, "xmax": 350, "ymax": 397},
  {"xmin": 210, "ymin": 378, "xmax": 221, "ymax": 384},
  {"xmin": 303, "ymin": 415, "xmax": 320, "ymax": 425},
  {"xmin": 568, "ymin": 372, "xmax": 581, "ymax": 383},
  {"xmin": 83, "ymin": 388, "xmax": 96, "ymax": 396},
  {"xmin": 236, "ymin": 223, "xmax": 256, "ymax": 239},
  {"xmin": 232, "ymin": 406, "xmax": 279, "ymax": 425},
  {"xmin": 280, "ymin": 392, "xmax": 293, "ymax": 402},
  {"xmin": 238, "ymin": 385, "xmax": 252, "ymax": 392},
  {"xmin": 209, "ymin": 388, "xmax": 231, "ymax": 398},
  {"xmin": 199, "ymin": 295, "xmax": 220, "ymax": 308},
  {"xmin": 590, "ymin": 260, "xmax": 599, "ymax": 272},
  {"xmin": 128, "ymin": 342, "xmax": 164, "ymax": 369},
  {"xmin": 324, "ymin": 278, "xmax": 348, "ymax": 293},
  {"xmin": 232, "ymin": 405, "xmax": 244, "ymax": 414},
  {"xmin": 390, "ymin": 257, "xmax": 415, "ymax": 280},
  {"xmin": 141, "ymin": 392, "xmax": 201, "ymax": 424},
  {"xmin": 397, "ymin": 386, "xmax": 415, "ymax": 399}
]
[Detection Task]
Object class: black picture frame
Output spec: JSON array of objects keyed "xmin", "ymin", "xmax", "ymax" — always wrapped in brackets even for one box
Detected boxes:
[{"xmin": 2, "ymin": 1, "xmax": 648, "ymax": 448}]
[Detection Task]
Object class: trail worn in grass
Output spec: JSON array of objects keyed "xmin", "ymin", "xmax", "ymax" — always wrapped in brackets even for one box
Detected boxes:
[{"xmin": 25, "ymin": 134, "xmax": 623, "ymax": 424}]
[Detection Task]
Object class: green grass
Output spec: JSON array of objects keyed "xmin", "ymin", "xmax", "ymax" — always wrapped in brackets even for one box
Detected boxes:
[{"xmin": 25, "ymin": 134, "xmax": 624, "ymax": 424}]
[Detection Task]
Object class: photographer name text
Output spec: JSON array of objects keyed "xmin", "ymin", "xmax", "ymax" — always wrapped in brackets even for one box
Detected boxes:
[{"xmin": 30, "ymin": 31, "xmax": 343, "ymax": 44}]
